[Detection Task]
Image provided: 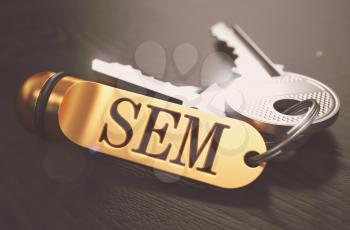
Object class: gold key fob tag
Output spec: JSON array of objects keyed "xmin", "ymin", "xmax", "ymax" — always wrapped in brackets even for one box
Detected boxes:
[
  {"xmin": 59, "ymin": 81, "xmax": 266, "ymax": 188},
  {"xmin": 18, "ymin": 72, "xmax": 266, "ymax": 189}
]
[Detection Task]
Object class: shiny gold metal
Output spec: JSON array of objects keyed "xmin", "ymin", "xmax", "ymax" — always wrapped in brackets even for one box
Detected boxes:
[
  {"xmin": 59, "ymin": 81, "xmax": 266, "ymax": 188},
  {"xmin": 18, "ymin": 72, "xmax": 266, "ymax": 188},
  {"xmin": 17, "ymin": 72, "xmax": 83, "ymax": 138}
]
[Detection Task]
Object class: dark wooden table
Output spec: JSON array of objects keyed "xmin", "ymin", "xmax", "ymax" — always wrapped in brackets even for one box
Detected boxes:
[{"xmin": 1, "ymin": 0, "xmax": 349, "ymax": 229}]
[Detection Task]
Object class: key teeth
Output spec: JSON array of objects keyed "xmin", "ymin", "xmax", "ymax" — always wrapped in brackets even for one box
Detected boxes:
[
  {"xmin": 211, "ymin": 22, "xmax": 236, "ymax": 48},
  {"xmin": 110, "ymin": 62, "xmax": 156, "ymax": 81},
  {"xmin": 119, "ymin": 63, "xmax": 144, "ymax": 77},
  {"xmin": 113, "ymin": 62, "xmax": 162, "ymax": 89},
  {"xmin": 211, "ymin": 22, "xmax": 285, "ymax": 77},
  {"xmin": 211, "ymin": 22, "xmax": 244, "ymax": 74},
  {"xmin": 231, "ymin": 67, "xmax": 242, "ymax": 78},
  {"xmin": 93, "ymin": 59, "xmax": 202, "ymax": 105}
]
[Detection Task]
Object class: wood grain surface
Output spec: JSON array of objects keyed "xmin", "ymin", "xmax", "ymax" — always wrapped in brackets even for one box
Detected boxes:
[{"xmin": 1, "ymin": 0, "xmax": 349, "ymax": 229}]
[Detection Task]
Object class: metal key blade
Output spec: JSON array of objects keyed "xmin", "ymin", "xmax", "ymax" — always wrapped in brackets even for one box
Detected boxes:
[
  {"xmin": 92, "ymin": 59, "xmax": 201, "ymax": 106},
  {"xmin": 211, "ymin": 22, "xmax": 283, "ymax": 79},
  {"xmin": 210, "ymin": 22, "xmax": 340, "ymax": 136}
]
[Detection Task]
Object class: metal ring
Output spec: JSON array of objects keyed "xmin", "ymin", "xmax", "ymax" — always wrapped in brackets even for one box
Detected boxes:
[{"xmin": 246, "ymin": 99, "xmax": 320, "ymax": 165}]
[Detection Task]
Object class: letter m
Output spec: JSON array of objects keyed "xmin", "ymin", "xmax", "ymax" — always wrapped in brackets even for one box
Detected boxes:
[{"xmin": 171, "ymin": 115, "xmax": 230, "ymax": 175}]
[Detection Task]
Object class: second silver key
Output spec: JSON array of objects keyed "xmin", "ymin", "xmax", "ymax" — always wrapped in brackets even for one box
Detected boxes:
[{"xmin": 211, "ymin": 22, "xmax": 340, "ymax": 135}]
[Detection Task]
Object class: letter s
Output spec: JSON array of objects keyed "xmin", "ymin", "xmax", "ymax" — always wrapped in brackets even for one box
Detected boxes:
[{"xmin": 99, "ymin": 98, "xmax": 141, "ymax": 148}]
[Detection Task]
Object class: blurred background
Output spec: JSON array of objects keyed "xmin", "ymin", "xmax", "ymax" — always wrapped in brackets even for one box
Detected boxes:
[{"xmin": 1, "ymin": 0, "xmax": 350, "ymax": 229}]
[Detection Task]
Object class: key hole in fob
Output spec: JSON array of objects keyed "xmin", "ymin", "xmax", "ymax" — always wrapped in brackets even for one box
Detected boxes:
[
  {"xmin": 244, "ymin": 151, "xmax": 260, "ymax": 168},
  {"xmin": 273, "ymin": 99, "xmax": 311, "ymax": 116}
]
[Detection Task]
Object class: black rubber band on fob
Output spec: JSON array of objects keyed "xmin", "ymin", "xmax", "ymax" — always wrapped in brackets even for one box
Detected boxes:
[{"xmin": 34, "ymin": 72, "xmax": 67, "ymax": 138}]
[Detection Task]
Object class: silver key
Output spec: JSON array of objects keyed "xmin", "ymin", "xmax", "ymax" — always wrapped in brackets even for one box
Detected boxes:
[
  {"xmin": 92, "ymin": 60, "xmax": 236, "ymax": 116},
  {"xmin": 92, "ymin": 59, "xmax": 234, "ymax": 120},
  {"xmin": 92, "ymin": 59, "xmax": 201, "ymax": 106},
  {"xmin": 210, "ymin": 22, "xmax": 340, "ymax": 135}
]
